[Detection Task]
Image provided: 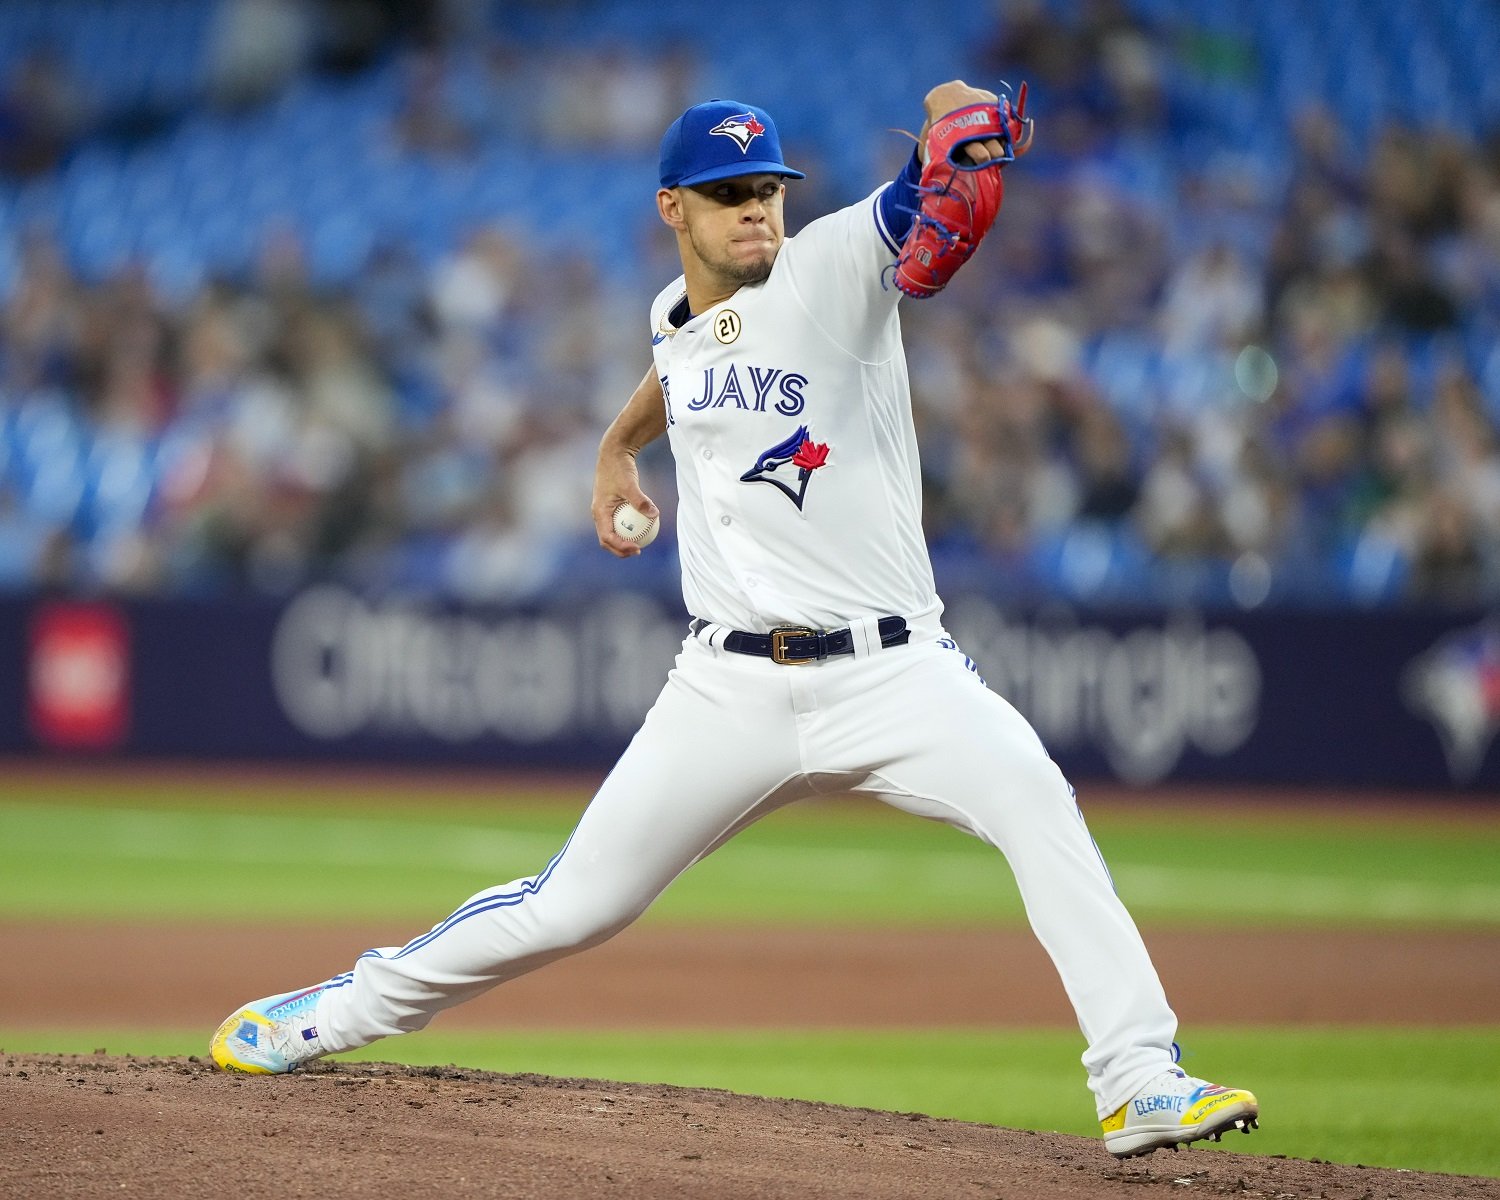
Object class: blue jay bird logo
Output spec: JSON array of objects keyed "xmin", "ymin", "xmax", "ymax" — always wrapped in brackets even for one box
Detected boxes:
[
  {"xmin": 709, "ymin": 112, "xmax": 766, "ymax": 153},
  {"xmin": 1404, "ymin": 619, "xmax": 1500, "ymax": 781},
  {"xmin": 740, "ymin": 425, "xmax": 830, "ymax": 510}
]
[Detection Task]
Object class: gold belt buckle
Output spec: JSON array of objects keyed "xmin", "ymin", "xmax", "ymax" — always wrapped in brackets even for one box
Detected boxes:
[{"xmin": 769, "ymin": 627, "xmax": 817, "ymax": 666}]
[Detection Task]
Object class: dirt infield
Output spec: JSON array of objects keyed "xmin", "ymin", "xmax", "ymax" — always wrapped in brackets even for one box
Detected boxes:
[
  {"xmin": 4, "ymin": 1054, "xmax": 1497, "ymax": 1200},
  {"xmin": 4, "ymin": 920, "xmax": 1498, "ymax": 1030}
]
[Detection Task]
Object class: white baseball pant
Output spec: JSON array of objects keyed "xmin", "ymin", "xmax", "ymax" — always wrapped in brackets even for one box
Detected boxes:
[{"xmin": 312, "ymin": 619, "xmax": 1179, "ymax": 1117}]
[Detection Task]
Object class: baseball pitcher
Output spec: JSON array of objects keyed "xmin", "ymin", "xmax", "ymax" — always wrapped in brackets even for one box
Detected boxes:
[{"xmin": 211, "ymin": 81, "xmax": 1259, "ymax": 1160}]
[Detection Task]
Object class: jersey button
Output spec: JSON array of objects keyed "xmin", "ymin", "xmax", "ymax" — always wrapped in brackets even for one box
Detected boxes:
[
  {"xmin": 701, "ymin": 448, "xmax": 713, "ymax": 460},
  {"xmin": 719, "ymin": 515, "xmax": 731, "ymax": 526}
]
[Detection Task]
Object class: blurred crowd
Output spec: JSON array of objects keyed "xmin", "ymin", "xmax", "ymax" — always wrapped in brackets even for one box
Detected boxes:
[
  {"xmin": 0, "ymin": 219, "xmax": 653, "ymax": 599},
  {"xmin": 906, "ymin": 0, "xmax": 1500, "ymax": 607},
  {"xmin": 2, "ymin": 0, "xmax": 1499, "ymax": 609}
]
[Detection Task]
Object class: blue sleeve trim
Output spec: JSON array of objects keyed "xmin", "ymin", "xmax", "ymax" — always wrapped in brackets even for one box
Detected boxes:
[{"xmin": 874, "ymin": 148, "xmax": 923, "ymax": 253}]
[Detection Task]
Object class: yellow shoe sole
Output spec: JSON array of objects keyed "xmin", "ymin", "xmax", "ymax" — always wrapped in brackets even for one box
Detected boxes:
[{"xmin": 209, "ymin": 1010, "xmax": 279, "ymax": 1074}]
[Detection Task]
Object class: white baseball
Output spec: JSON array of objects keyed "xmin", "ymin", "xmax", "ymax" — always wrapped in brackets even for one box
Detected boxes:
[{"xmin": 612, "ymin": 501, "xmax": 659, "ymax": 547}]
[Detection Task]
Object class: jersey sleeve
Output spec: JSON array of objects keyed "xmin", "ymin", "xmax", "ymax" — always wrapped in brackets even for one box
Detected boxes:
[{"xmin": 777, "ymin": 150, "xmax": 923, "ymax": 360}]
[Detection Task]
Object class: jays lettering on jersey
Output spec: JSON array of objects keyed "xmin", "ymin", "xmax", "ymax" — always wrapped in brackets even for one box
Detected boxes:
[{"xmin": 650, "ymin": 172, "xmax": 943, "ymax": 635}]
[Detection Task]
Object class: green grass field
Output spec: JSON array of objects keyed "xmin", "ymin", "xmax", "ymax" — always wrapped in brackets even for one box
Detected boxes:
[
  {"xmin": 3, "ymin": 777, "xmax": 1498, "ymax": 1178},
  {"xmin": 2, "ymin": 781, "xmax": 1498, "ymax": 928}
]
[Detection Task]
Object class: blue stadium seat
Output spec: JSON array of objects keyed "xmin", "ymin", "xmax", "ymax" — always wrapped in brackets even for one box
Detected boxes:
[
  {"xmin": 1334, "ymin": 529, "xmax": 1410, "ymax": 606},
  {"xmin": 15, "ymin": 407, "xmax": 87, "ymax": 527},
  {"xmin": 1085, "ymin": 333, "xmax": 1161, "ymax": 426},
  {"xmin": 82, "ymin": 431, "xmax": 155, "ymax": 537}
]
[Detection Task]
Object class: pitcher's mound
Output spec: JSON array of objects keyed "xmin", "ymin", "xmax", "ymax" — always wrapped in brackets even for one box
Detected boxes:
[{"xmin": 2, "ymin": 1053, "xmax": 1493, "ymax": 1199}]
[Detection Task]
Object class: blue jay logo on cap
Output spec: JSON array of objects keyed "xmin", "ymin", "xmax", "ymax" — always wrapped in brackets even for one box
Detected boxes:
[{"xmin": 709, "ymin": 112, "xmax": 767, "ymax": 153}]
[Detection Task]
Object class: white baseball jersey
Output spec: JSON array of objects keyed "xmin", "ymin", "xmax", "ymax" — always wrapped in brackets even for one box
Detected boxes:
[{"xmin": 649, "ymin": 186, "xmax": 941, "ymax": 633}]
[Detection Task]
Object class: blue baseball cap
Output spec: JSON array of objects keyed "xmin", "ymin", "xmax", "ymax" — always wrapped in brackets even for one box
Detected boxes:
[{"xmin": 659, "ymin": 99, "xmax": 805, "ymax": 189}]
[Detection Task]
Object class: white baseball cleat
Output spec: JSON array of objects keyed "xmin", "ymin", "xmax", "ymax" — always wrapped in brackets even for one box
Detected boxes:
[
  {"xmin": 1102, "ymin": 1066, "xmax": 1259, "ymax": 1158},
  {"xmin": 209, "ymin": 984, "xmax": 330, "ymax": 1074}
]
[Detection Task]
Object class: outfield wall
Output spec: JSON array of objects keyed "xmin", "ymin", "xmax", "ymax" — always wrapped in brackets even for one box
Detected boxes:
[{"xmin": 3, "ymin": 589, "xmax": 1498, "ymax": 791}]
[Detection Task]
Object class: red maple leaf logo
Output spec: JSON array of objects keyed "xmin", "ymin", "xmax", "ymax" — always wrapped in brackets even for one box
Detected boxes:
[
  {"xmin": 792, "ymin": 438, "xmax": 829, "ymax": 471},
  {"xmin": 744, "ymin": 116, "xmax": 766, "ymax": 137}
]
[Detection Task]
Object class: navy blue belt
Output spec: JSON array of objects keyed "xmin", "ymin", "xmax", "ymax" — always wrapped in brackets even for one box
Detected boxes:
[{"xmin": 689, "ymin": 616, "xmax": 910, "ymax": 665}]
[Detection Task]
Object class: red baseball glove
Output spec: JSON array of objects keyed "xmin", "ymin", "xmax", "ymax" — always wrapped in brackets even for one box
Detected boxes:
[{"xmin": 891, "ymin": 83, "xmax": 1033, "ymax": 299}]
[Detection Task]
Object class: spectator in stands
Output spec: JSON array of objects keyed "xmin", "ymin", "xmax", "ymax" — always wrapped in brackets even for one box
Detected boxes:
[
  {"xmin": 429, "ymin": 228, "xmax": 519, "ymax": 337},
  {"xmin": 1134, "ymin": 425, "xmax": 1224, "ymax": 559},
  {"xmin": 2, "ymin": 231, "xmax": 81, "ymax": 392},
  {"xmin": 85, "ymin": 268, "xmax": 175, "ymax": 434},
  {"xmin": 206, "ymin": 0, "xmax": 311, "ymax": 111},
  {"xmin": 0, "ymin": 47, "xmax": 90, "ymax": 179},
  {"xmin": 1369, "ymin": 226, "xmax": 1460, "ymax": 332},
  {"xmin": 1073, "ymin": 406, "xmax": 1140, "ymax": 522},
  {"xmin": 1411, "ymin": 489, "xmax": 1486, "ymax": 603},
  {"xmin": 394, "ymin": 50, "xmax": 476, "ymax": 157},
  {"xmin": 1159, "ymin": 243, "xmax": 1263, "ymax": 354}
]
